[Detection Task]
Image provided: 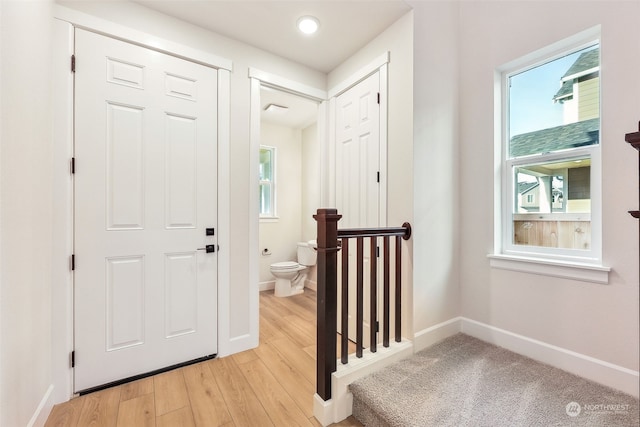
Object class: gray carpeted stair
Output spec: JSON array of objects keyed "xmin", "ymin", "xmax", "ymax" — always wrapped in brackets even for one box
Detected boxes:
[{"xmin": 350, "ymin": 333, "xmax": 639, "ymax": 427}]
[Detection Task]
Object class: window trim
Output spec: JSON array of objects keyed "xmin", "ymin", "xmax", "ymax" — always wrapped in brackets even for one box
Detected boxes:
[
  {"xmin": 492, "ymin": 27, "xmax": 609, "ymax": 282},
  {"xmin": 259, "ymin": 145, "xmax": 277, "ymax": 219}
]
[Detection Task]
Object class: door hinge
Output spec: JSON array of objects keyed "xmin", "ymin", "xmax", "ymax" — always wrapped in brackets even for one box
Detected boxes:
[
  {"xmin": 377, "ymin": 92, "xmax": 380, "ymax": 104},
  {"xmin": 71, "ymin": 157, "xmax": 75, "ymax": 174},
  {"xmin": 376, "ymin": 321, "xmax": 380, "ymax": 332},
  {"xmin": 71, "ymin": 351, "xmax": 75, "ymax": 368},
  {"xmin": 71, "ymin": 254, "xmax": 75, "ymax": 271},
  {"xmin": 71, "ymin": 55, "xmax": 76, "ymax": 73},
  {"xmin": 376, "ymin": 246, "xmax": 380, "ymax": 257},
  {"xmin": 376, "ymin": 171, "xmax": 380, "ymax": 183}
]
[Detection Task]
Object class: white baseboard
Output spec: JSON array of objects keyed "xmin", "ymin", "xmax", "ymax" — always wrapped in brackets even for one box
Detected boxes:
[
  {"xmin": 28, "ymin": 384, "xmax": 54, "ymax": 427},
  {"xmin": 413, "ymin": 317, "xmax": 463, "ymax": 352},
  {"xmin": 259, "ymin": 280, "xmax": 275, "ymax": 292},
  {"xmin": 461, "ymin": 318, "xmax": 640, "ymax": 398},
  {"xmin": 260, "ymin": 280, "xmax": 317, "ymax": 292},
  {"xmin": 411, "ymin": 317, "xmax": 639, "ymax": 398},
  {"xmin": 305, "ymin": 279, "xmax": 317, "ymax": 291}
]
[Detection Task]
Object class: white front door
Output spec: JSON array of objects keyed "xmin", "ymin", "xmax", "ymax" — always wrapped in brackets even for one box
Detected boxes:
[
  {"xmin": 335, "ymin": 72, "xmax": 381, "ymax": 346},
  {"xmin": 74, "ymin": 29, "xmax": 218, "ymax": 392}
]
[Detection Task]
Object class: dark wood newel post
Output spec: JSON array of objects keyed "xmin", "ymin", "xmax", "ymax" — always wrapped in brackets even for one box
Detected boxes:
[{"xmin": 314, "ymin": 208, "xmax": 342, "ymax": 401}]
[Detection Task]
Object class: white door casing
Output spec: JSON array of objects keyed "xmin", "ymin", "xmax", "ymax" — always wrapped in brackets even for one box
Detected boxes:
[
  {"xmin": 335, "ymin": 71, "xmax": 381, "ymax": 345},
  {"xmin": 74, "ymin": 29, "xmax": 218, "ymax": 391}
]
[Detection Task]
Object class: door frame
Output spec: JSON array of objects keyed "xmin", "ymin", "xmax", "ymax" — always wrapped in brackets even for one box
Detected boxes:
[
  {"xmin": 248, "ymin": 68, "xmax": 328, "ymax": 318},
  {"xmin": 52, "ymin": 5, "xmax": 232, "ymax": 402}
]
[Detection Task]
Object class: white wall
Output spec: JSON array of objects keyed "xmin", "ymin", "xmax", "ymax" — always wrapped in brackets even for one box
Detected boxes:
[
  {"xmin": 259, "ymin": 123, "xmax": 303, "ymax": 285},
  {"xmin": 458, "ymin": 1, "xmax": 639, "ymax": 372},
  {"xmin": 0, "ymin": 1, "xmax": 55, "ymax": 425},
  {"xmin": 328, "ymin": 10, "xmax": 415, "ymax": 336},
  {"xmin": 408, "ymin": 1, "xmax": 461, "ymax": 340}
]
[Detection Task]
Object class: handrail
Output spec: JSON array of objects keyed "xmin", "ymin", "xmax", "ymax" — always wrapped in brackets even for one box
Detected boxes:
[
  {"xmin": 338, "ymin": 224, "xmax": 412, "ymax": 240},
  {"xmin": 314, "ymin": 208, "xmax": 411, "ymax": 402}
]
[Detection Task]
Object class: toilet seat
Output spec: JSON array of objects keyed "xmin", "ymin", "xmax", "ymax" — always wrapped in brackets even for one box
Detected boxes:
[{"xmin": 270, "ymin": 261, "xmax": 300, "ymax": 271}]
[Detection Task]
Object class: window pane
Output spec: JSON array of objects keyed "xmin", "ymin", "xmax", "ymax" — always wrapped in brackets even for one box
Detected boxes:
[
  {"xmin": 259, "ymin": 183, "xmax": 271, "ymax": 215},
  {"xmin": 513, "ymin": 157, "xmax": 591, "ymax": 250},
  {"xmin": 509, "ymin": 45, "xmax": 599, "ymax": 158},
  {"xmin": 259, "ymin": 148, "xmax": 272, "ymax": 181}
]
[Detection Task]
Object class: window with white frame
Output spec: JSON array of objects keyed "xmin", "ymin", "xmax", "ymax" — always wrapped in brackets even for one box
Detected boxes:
[
  {"xmin": 500, "ymin": 41, "xmax": 601, "ymax": 263},
  {"xmin": 259, "ymin": 146, "xmax": 276, "ymax": 218}
]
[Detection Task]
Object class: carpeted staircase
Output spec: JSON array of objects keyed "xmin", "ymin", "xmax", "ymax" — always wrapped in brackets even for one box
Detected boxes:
[{"xmin": 350, "ymin": 334, "xmax": 639, "ymax": 427}]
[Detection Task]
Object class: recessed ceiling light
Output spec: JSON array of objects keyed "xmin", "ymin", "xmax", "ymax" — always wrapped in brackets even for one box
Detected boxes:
[{"xmin": 297, "ymin": 16, "xmax": 319, "ymax": 35}]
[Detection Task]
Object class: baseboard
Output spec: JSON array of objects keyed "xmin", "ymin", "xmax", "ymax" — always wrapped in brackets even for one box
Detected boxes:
[
  {"xmin": 27, "ymin": 384, "xmax": 54, "ymax": 427},
  {"xmin": 259, "ymin": 280, "xmax": 275, "ymax": 292},
  {"xmin": 260, "ymin": 280, "xmax": 317, "ymax": 292},
  {"xmin": 461, "ymin": 318, "xmax": 640, "ymax": 398},
  {"xmin": 413, "ymin": 317, "xmax": 463, "ymax": 352},
  {"xmin": 412, "ymin": 316, "xmax": 639, "ymax": 398},
  {"xmin": 305, "ymin": 279, "xmax": 317, "ymax": 292}
]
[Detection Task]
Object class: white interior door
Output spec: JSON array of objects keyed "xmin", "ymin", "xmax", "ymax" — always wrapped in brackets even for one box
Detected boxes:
[
  {"xmin": 335, "ymin": 72, "xmax": 381, "ymax": 346},
  {"xmin": 74, "ymin": 29, "xmax": 218, "ymax": 392}
]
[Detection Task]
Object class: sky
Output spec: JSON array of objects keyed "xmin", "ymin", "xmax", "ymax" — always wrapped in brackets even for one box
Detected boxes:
[{"xmin": 508, "ymin": 46, "xmax": 595, "ymax": 138}]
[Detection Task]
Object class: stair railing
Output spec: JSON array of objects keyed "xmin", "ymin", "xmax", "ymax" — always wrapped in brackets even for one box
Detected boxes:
[{"xmin": 314, "ymin": 208, "xmax": 411, "ymax": 402}]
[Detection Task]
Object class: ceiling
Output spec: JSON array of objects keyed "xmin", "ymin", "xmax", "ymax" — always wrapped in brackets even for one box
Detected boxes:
[
  {"xmin": 128, "ymin": 1, "xmax": 411, "ymax": 128},
  {"xmin": 134, "ymin": 0, "xmax": 412, "ymax": 74},
  {"xmin": 260, "ymin": 86, "xmax": 319, "ymax": 129}
]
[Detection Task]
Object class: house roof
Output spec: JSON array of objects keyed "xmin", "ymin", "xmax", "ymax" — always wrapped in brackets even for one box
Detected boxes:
[
  {"xmin": 562, "ymin": 48, "xmax": 599, "ymax": 79},
  {"xmin": 518, "ymin": 181, "xmax": 539, "ymax": 195},
  {"xmin": 553, "ymin": 48, "xmax": 599, "ymax": 102},
  {"xmin": 510, "ymin": 118, "xmax": 599, "ymax": 157}
]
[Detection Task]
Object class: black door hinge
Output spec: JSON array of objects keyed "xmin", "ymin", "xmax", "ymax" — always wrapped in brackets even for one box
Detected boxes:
[
  {"xmin": 71, "ymin": 351, "xmax": 75, "ymax": 368},
  {"xmin": 71, "ymin": 55, "xmax": 76, "ymax": 73},
  {"xmin": 377, "ymin": 92, "xmax": 380, "ymax": 104},
  {"xmin": 71, "ymin": 254, "xmax": 75, "ymax": 271},
  {"xmin": 376, "ymin": 171, "xmax": 380, "ymax": 183},
  {"xmin": 71, "ymin": 157, "xmax": 75, "ymax": 174},
  {"xmin": 376, "ymin": 246, "xmax": 380, "ymax": 257}
]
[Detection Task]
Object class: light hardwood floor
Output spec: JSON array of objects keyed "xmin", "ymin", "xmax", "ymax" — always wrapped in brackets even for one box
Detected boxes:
[{"xmin": 45, "ymin": 290, "xmax": 362, "ymax": 427}]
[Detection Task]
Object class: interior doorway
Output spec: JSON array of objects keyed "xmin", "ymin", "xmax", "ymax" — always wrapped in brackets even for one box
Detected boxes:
[{"xmin": 258, "ymin": 85, "xmax": 321, "ymax": 293}]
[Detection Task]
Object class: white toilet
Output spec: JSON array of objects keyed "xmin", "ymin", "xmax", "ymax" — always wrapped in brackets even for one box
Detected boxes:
[{"xmin": 270, "ymin": 240, "xmax": 317, "ymax": 297}]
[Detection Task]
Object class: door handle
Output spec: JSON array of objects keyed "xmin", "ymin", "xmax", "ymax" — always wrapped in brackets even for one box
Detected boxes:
[{"xmin": 197, "ymin": 245, "xmax": 216, "ymax": 253}]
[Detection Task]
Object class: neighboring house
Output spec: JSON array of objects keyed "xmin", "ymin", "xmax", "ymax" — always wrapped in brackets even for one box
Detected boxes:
[
  {"xmin": 552, "ymin": 48, "xmax": 600, "ymax": 124},
  {"xmin": 512, "ymin": 48, "xmax": 599, "ymax": 215},
  {"xmin": 517, "ymin": 181, "xmax": 539, "ymax": 212}
]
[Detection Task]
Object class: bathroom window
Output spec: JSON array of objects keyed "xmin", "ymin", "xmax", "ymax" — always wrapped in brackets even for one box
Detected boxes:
[{"xmin": 259, "ymin": 146, "xmax": 277, "ymax": 218}]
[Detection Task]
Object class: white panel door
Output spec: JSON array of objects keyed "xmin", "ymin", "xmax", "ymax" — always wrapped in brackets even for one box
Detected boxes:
[
  {"xmin": 74, "ymin": 29, "xmax": 218, "ymax": 392},
  {"xmin": 335, "ymin": 72, "xmax": 380, "ymax": 346}
]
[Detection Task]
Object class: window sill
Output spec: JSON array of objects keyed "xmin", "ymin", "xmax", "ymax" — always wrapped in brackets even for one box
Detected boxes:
[
  {"xmin": 259, "ymin": 216, "xmax": 279, "ymax": 223},
  {"xmin": 487, "ymin": 253, "xmax": 610, "ymax": 284}
]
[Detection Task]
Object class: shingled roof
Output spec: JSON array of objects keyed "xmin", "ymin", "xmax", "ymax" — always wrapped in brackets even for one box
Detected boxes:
[
  {"xmin": 553, "ymin": 48, "xmax": 599, "ymax": 102},
  {"xmin": 510, "ymin": 118, "xmax": 599, "ymax": 157},
  {"xmin": 517, "ymin": 181, "xmax": 539, "ymax": 195}
]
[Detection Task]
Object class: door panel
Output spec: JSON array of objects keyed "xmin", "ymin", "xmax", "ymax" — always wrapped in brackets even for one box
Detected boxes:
[
  {"xmin": 74, "ymin": 29, "xmax": 218, "ymax": 392},
  {"xmin": 335, "ymin": 72, "xmax": 380, "ymax": 346}
]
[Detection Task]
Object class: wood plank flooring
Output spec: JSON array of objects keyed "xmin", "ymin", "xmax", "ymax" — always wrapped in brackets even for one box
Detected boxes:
[{"xmin": 45, "ymin": 290, "xmax": 362, "ymax": 427}]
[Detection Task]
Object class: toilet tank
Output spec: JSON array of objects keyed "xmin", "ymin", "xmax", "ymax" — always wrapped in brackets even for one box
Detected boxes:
[{"xmin": 297, "ymin": 241, "xmax": 317, "ymax": 266}]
